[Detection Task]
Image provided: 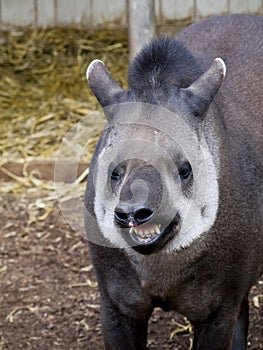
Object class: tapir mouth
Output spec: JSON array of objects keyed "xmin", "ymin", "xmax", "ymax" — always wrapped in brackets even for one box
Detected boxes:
[
  {"xmin": 129, "ymin": 224, "xmax": 161, "ymax": 242},
  {"xmin": 120, "ymin": 215, "xmax": 181, "ymax": 255}
]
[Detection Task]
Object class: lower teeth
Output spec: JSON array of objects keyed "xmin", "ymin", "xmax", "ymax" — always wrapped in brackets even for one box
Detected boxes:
[
  {"xmin": 138, "ymin": 233, "xmax": 153, "ymax": 239},
  {"xmin": 133, "ymin": 231, "xmax": 159, "ymax": 241}
]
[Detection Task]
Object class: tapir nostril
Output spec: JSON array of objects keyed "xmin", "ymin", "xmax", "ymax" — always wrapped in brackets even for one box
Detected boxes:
[
  {"xmin": 115, "ymin": 210, "xmax": 129, "ymax": 222},
  {"xmin": 134, "ymin": 208, "xmax": 154, "ymax": 225},
  {"xmin": 114, "ymin": 206, "xmax": 154, "ymax": 227}
]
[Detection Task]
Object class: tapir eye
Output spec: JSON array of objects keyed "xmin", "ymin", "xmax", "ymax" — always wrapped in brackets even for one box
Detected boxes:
[
  {"xmin": 111, "ymin": 170, "xmax": 122, "ymax": 182},
  {"xmin": 178, "ymin": 162, "xmax": 192, "ymax": 180}
]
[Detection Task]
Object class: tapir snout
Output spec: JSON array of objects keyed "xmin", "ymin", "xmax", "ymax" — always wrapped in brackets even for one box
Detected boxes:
[{"xmin": 111, "ymin": 159, "xmax": 182, "ymax": 254}]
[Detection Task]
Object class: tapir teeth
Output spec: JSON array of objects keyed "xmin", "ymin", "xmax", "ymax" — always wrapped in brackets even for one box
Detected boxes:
[{"xmin": 129, "ymin": 224, "xmax": 161, "ymax": 239}]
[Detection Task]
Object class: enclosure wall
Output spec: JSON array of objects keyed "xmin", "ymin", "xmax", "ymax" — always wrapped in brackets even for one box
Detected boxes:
[{"xmin": 0, "ymin": 0, "xmax": 262, "ymax": 29}]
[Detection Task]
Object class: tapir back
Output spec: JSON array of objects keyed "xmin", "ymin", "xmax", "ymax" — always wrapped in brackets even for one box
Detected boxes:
[{"xmin": 177, "ymin": 14, "xmax": 262, "ymax": 144}]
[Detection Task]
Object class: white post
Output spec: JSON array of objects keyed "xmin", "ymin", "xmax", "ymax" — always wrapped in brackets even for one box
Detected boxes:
[{"xmin": 128, "ymin": 0, "xmax": 155, "ymax": 63}]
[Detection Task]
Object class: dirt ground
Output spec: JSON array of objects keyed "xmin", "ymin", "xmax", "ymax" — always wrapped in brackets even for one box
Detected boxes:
[{"xmin": 0, "ymin": 194, "xmax": 262, "ymax": 350}]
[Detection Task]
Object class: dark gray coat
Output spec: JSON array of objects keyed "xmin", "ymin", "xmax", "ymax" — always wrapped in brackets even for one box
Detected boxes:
[{"xmin": 85, "ymin": 14, "xmax": 263, "ymax": 350}]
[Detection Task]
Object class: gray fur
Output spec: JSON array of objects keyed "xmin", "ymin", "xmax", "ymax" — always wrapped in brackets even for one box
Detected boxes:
[{"xmin": 85, "ymin": 14, "xmax": 262, "ymax": 350}]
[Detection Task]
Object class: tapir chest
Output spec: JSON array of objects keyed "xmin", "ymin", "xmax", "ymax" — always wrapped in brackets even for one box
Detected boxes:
[{"xmin": 128, "ymin": 246, "xmax": 225, "ymax": 322}]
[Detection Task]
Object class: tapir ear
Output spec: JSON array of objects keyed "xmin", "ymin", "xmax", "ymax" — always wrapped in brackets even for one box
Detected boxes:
[
  {"xmin": 182, "ymin": 58, "xmax": 226, "ymax": 118},
  {"xmin": 86, "ymin": 59, "xmax": 124, "ymax": 107}
]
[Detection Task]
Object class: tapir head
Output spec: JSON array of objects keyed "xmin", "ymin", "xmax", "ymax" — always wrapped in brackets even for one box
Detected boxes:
[{"xmin": 86, "ymin": 49, "xmax": 226, "ymax": 255}]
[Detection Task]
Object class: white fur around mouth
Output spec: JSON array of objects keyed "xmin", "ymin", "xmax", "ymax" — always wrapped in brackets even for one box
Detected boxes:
[{"xmin": 129, "ymin": 224, "xmax": 161, "ymax": 241}]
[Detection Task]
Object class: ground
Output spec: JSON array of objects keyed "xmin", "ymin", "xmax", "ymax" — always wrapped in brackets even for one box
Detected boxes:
[{"xmin": 0, "ymin": 194, "xmax": 262, "ymax": 350}]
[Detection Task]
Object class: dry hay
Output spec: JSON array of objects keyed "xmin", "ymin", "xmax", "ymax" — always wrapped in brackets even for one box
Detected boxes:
[
  {"xmin": 0, "ymin": 26, "xmax": 129, "ymax": 162},
  {"xmin": 0, "ymin": 26, "xmax": 129, "ymax": 204}
]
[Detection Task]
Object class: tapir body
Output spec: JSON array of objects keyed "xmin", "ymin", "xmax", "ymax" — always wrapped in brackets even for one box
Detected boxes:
[{"xmin": 85, "ymin": 15, "xmax": 263, "ymax": 350}]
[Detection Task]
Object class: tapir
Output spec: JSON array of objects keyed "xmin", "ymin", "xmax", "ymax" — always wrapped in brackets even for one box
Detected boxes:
[{"xmin": 84, "ymin": 14, "xmax": 263, "ymax": 350}]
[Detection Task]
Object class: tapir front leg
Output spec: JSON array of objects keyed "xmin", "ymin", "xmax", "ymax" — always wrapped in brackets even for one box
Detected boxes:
[
  {"xmin": 100, "ymin": 292, "xmax": 151, "ymax": 350},
  {"xmin": 192, "ymin": 302, "xmax": 244, "ymax": 350},
  {"xmin": 89, "ymin": 244, "xmax": 152, "ymax": 350},
  {"xmin": 232, "ymin": 295, "xmax": 249, "ymax": 350}
]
